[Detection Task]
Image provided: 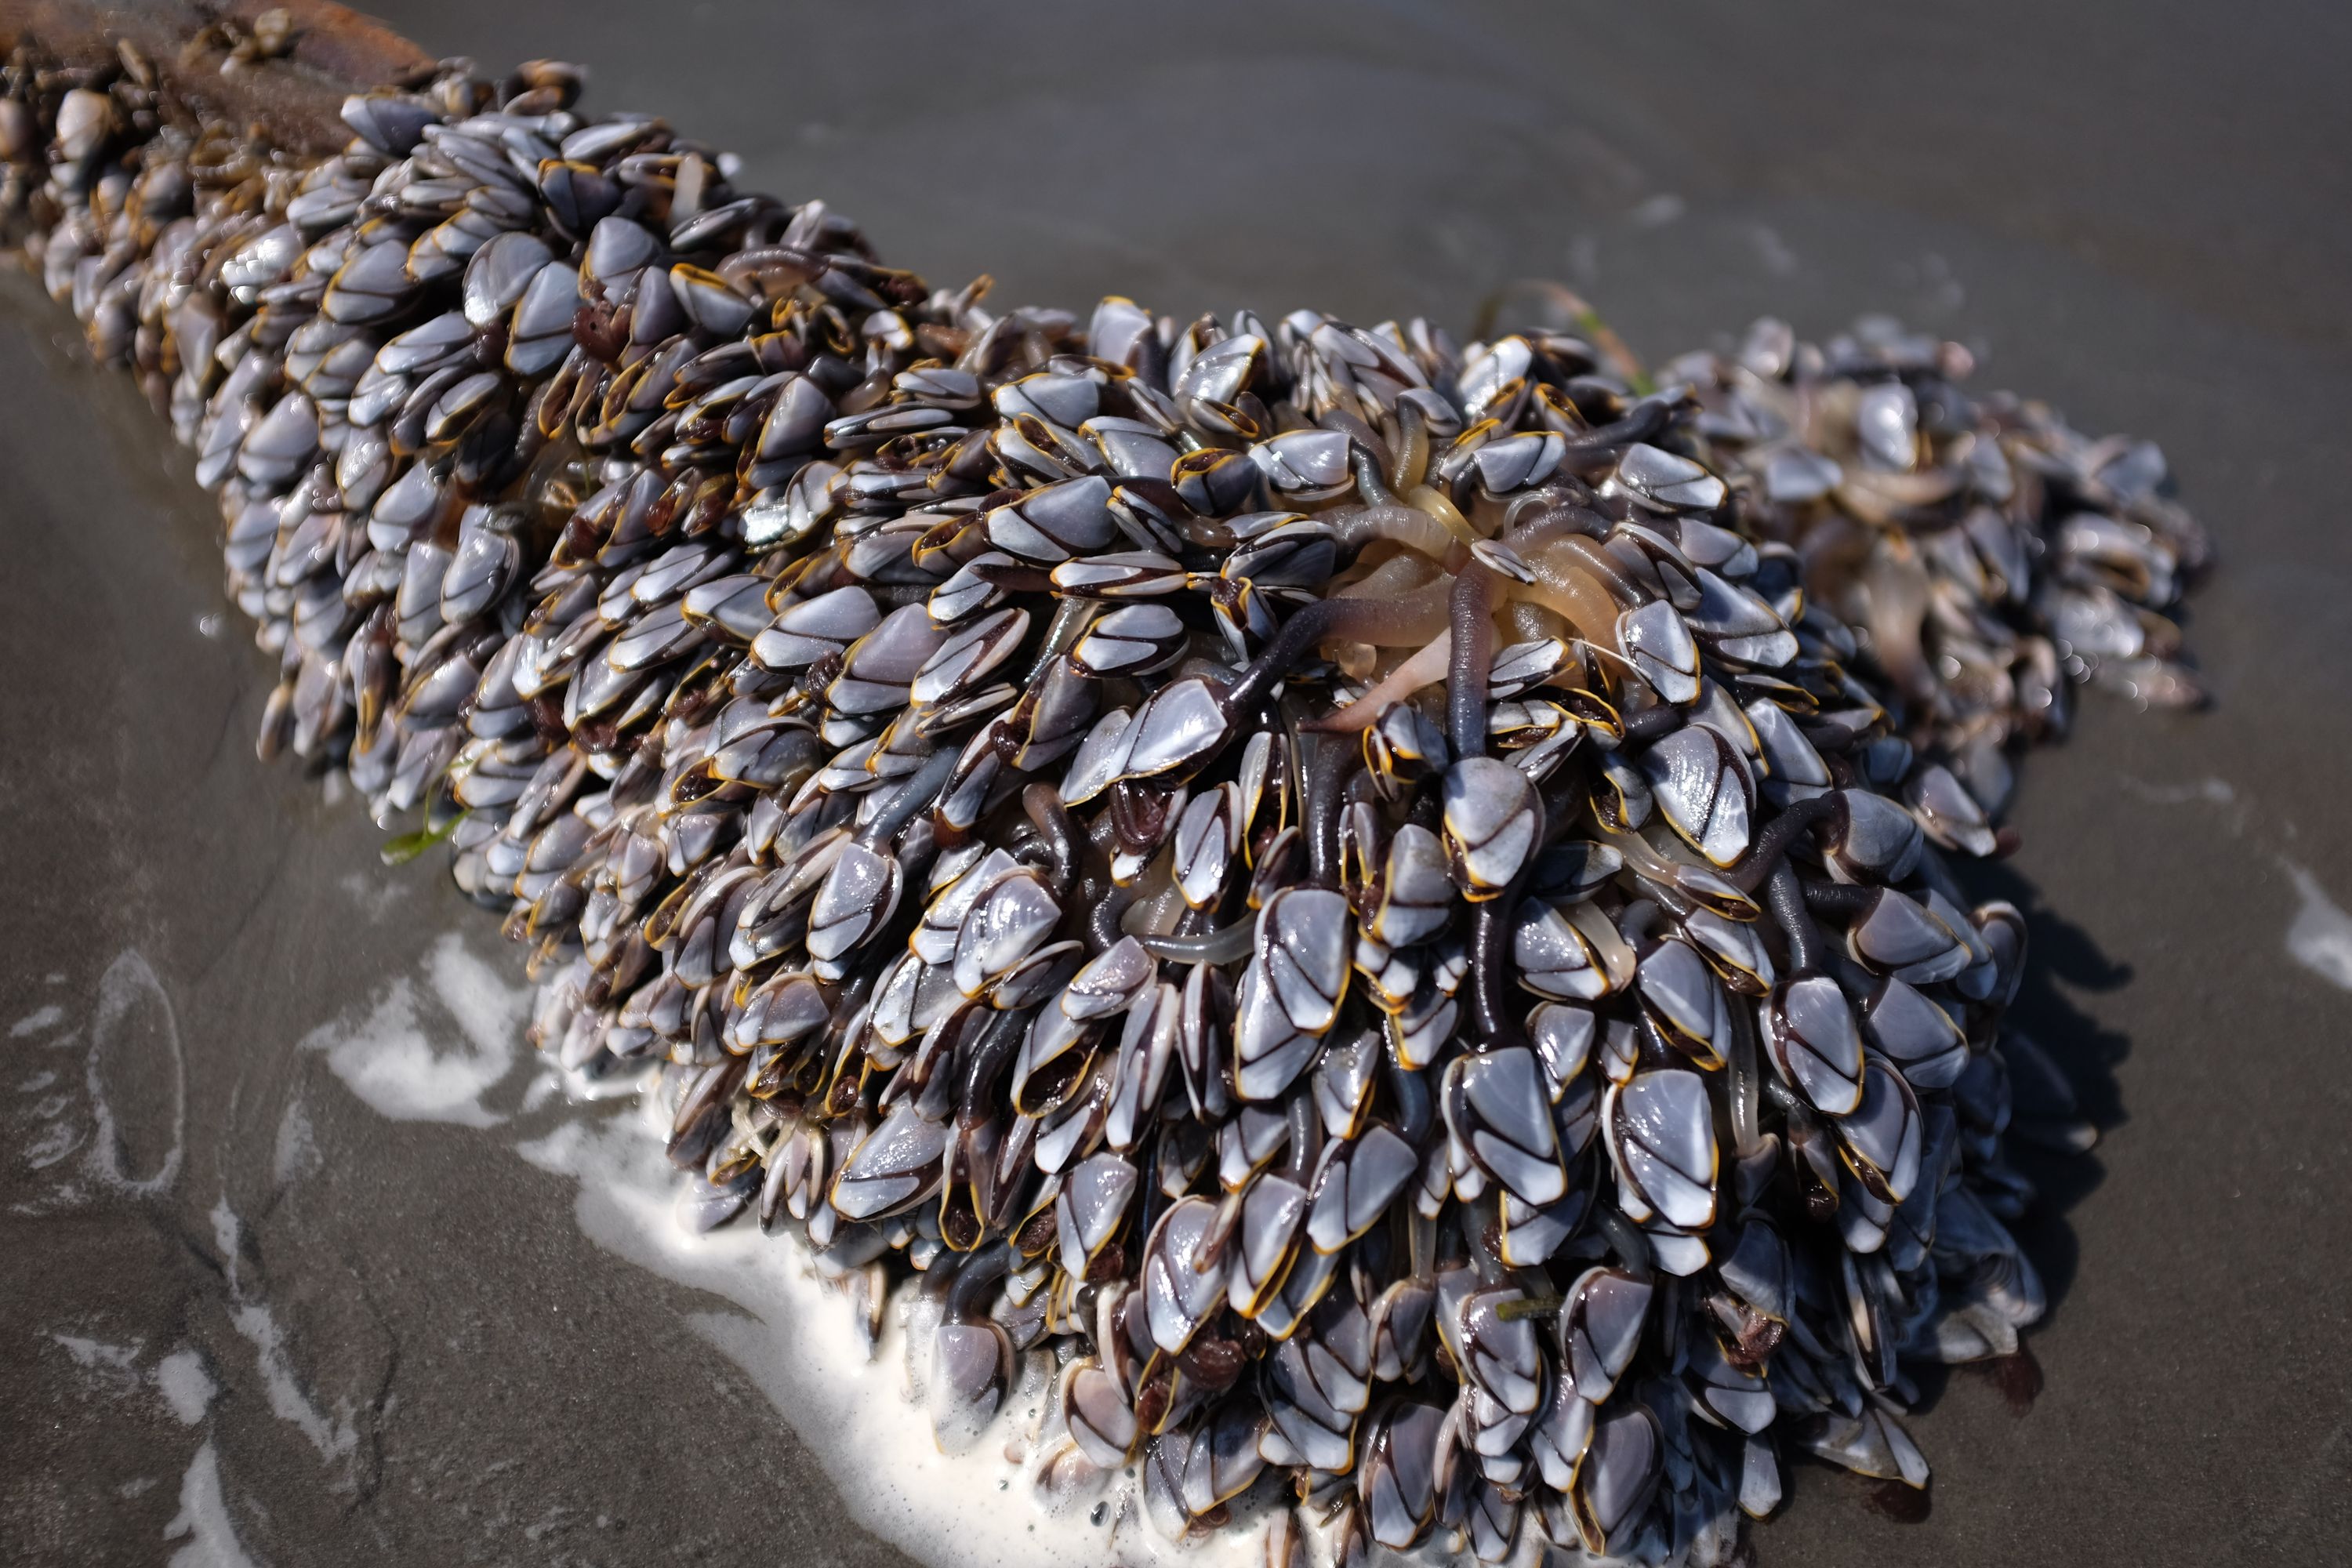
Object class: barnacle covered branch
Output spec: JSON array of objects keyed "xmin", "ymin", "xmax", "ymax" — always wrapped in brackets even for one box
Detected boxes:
[{"xmin": 0, "ymin": 16, "xmax": 2201, "ymax": 1566}]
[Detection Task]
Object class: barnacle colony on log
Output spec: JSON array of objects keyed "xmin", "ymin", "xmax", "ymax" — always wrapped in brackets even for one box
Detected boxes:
[{"xmin": 2, "ymin": 37, "xmax": 2204, "ymax": 1568}]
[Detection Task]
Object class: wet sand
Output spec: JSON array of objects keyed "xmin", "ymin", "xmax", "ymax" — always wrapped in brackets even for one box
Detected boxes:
[{"xmin": 2, "ymin": 3, "xmax": 2347, "ymax": 1564}]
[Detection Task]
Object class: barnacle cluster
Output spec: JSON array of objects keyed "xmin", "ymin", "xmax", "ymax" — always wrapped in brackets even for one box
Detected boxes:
[{"xmin": 2, "ymin": 40, "xmax": 2201, "ymax": 1567}]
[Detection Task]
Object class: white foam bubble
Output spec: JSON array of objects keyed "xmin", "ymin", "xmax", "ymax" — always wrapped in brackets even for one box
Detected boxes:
[
  {"xmin": 10, "ymin": 1002, "xmax": 64, "ymax": 1037},
  {"xmin": 336, "ymin": 869, "xmax": 407, "ymax": 920},
  {"xmin": 53, "ymin": 1333, "xmax": 137, "ymax": 1363},
  {"xmin": 164, "ymin": 1443, "xmax": 257, "ymax": 1568},
  {"xmin": 1630, "ymin": 192, "xmax": 1686, "ymax": 227},
  {"xmin": 2119, "ymin": 773, "xmax": 2237, "ymax": 808},
  {"xmin": 428, "ymin": 935, "xmax": 532, "ymax": 1058},
  {"xmin": 272, "ymin": 1098, "xmax": 321, "ymax": 1185},
  {"xmin": 212, "ymin": 1200, "xmax": 358, "ymax": 1464},
  {"xmin": 25, "ymin": 1121, "xmax": 82, "ymax": 1170},
  {"xmin": 2284, "ymin": 861, "xmax": 2352, "ymax": 993},
  {"xmin": 299, "ymin": 934, "xmax": 527, "ymax": 1127},
  {"xmin": 53, "ymin": 1333, "xmax": 142, "ymax": 1389},
  {"xmin": 227, "ymin": 1301, "xmax": 358, "ymax": 1462},
  {"xmin": 154, "ymin": 1348, "xmax": 219, "ymax": 1426}
]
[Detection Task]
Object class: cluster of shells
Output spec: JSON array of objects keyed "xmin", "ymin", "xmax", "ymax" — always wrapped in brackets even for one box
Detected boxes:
[{"xmin": 4, "ymin": 40, "xmax": 2201, "ymax": 1568}]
